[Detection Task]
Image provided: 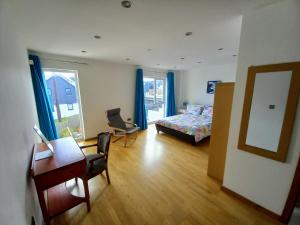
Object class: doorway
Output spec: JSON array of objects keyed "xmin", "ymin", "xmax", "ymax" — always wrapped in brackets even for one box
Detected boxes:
[
  {"xmin": 43, "ymin": 69, "xmax": 84, "ymax": 140},
  {"xmin": 143, "ymin": 77, "xmax": 165, "ymax": 123}
]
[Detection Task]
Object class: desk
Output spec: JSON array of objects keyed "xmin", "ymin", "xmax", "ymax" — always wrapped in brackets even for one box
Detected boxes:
[{"xmin": 31, "ymin": 137, "xmax": 90, "ymax": 225}]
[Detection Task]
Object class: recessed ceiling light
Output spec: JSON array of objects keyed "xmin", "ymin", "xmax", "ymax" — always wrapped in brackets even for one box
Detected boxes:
[
  {"xmin": 185, "ymin": 32, "xmax": 193, "ymax": 36},
  {"xmin": 81, "ymin": 50, "xmax": 87, "ymax": 53},
  {"xmin": 94, "ymin": 35, "xmax": 101, "ymax": 39},
  {"xmin": 218, "ymin": 48, "xmax": 223, "ymax": 51},
  {"xmin": 232, "ymin": 54, "xmax": 238, "ymax": 57},
  {"xmin": 180, "ymin": 57, "xmax": 185, "ymax": 60},
  {"xmin": 121, "ymin": 0, "xmax": 132, "ymax": 8},
  {"xmin": 125, "ymin": 58, "xmax": 130, "ymax": 61}
]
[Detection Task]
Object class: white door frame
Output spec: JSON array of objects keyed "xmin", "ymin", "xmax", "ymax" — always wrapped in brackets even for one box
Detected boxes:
[{"xmin": 43, "ymin": 68, "xmax": 85, "ymax": 140}]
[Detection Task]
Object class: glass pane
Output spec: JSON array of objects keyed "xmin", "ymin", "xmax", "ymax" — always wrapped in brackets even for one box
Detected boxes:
[
  {"xmin": 155, "ymin": 79, "xmax": 164, "ymax": 120},
  {"xmin": 143, "ymin": 78, "xmax": 165, "ymax": 123},
  {"xmin": 143, "ymin": 78, "xmax": 155, "ymax": 122},
  {"xmin": 44, "ymin": 70, "xmax": 83, "ymax": 140}
]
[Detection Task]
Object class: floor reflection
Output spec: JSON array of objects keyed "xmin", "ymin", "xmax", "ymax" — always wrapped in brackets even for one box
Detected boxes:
[{"xmin": 143, "ymin": 125, "xmax": 164, "ymax": 165}]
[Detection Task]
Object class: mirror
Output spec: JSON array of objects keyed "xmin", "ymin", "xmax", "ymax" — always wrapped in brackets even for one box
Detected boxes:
[{"xmin": 238, "ymin": 62, "xmax": 300, "ymax": 162}]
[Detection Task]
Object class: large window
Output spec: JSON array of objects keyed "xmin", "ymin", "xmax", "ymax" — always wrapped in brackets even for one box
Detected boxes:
[
  {"xmin": 143, "ymin": 77, "xmax": 165, "ymax": 123},
  {"xmin": 43, "ymin": 69, "xmax": 84, "ymax": 140}
]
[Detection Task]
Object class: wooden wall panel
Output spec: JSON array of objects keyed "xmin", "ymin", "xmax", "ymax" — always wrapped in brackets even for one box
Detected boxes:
[{"xmin": 207, "ymin": 82, "xmax": 235, "ymax": 182}]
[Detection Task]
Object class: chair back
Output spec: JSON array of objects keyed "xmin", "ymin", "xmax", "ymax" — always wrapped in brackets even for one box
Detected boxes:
[
  {"xmin": 97, "ymin": 132, "xmax": 111, "ymax": 160},
  {"xmin": 106, "ymin": 108, "xmax": 126, "ymax": 130}
]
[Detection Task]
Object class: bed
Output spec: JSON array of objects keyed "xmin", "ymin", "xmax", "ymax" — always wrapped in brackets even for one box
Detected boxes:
[{"xmin": 155, "ymin": 105, "xmax": 213, "ymax": 145}]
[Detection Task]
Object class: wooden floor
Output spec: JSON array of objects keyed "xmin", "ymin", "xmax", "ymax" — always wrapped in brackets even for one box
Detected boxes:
[{"xmin": 53, "ymin": 125, "xmax": 282, "ymax": 225}]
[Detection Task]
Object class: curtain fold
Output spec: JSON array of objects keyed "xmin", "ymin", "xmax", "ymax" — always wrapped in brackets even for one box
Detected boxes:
[
  {"xmin": 166, "ymin": 71, "xmax": 176, "ymax": 117},
  {"xmin": 29, "ymin": 54, "xmax": 58, "ymax": 140},
  {"xmin": 134, "ymin": 69, "xmax": 147, "ymax": 130}
]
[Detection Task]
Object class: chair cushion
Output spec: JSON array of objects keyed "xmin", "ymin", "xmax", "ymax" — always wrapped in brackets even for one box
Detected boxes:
[
  {"xmin": 106, "ymin": 108, "xmax": 127, "ymax": 130},
  {"xmin": 126, "ymin": 126, "xmax": 140, "ymax": 134},
  {"xmin": 86, "ymin": 154, "xmax": 107, "ymax": 177},
  {"xmin": 201, "ymin": 105, "xmax": 213, "ymax": 116}
]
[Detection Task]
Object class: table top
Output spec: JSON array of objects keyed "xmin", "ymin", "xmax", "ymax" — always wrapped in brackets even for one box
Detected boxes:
[{"xmin": 31, "ymin": 137, "xmax": 85, "ymax": 177}]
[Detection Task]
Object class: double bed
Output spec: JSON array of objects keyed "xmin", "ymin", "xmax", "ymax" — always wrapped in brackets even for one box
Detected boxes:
[{"xmin": 155, "ymin": 105, "xmax": 213, "ymax": 145}]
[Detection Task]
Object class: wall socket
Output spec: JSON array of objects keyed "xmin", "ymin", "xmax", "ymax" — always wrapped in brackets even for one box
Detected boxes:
[{"xmin": 269, "ymin": 105, "xmax": 275, "ymax": 109}]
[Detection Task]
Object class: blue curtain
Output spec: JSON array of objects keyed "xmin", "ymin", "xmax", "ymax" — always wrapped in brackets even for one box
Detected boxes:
[
  {"xmin": 29, "ymin": 54, "xmax": 58, "ymax": 140},
  {"xmin": 166, "ymin": 71, "xmax": 176, "ymax": 117},
  {"xmin": 134, "ymin": 69, "xmax": 147, "ymax": 130}
]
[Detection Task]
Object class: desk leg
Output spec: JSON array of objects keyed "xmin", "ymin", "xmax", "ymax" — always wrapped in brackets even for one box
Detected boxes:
[
  {"xmin": 82, "ymin": 177, "xmax": 90, "ymax": 212},
  {"xmin": 36, "ymin": 186, "xmax": 50, "ymax": 225}
]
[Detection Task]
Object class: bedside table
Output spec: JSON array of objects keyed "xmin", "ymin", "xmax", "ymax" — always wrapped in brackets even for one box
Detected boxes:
[{"xmin": 178, "ymin": 108, "xmax": 187, "ymax": 114}]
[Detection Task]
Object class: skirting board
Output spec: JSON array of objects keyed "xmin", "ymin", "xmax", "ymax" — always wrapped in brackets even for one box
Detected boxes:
[
  {"xmin": 84, "ymin": 136, "xmax": 97, "ymax": 141},
  {"xmin": 221, "ymin": 186, "xmax": 281, "ymax": 222}
]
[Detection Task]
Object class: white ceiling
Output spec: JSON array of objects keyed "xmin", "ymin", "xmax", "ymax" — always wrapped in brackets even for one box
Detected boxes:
[{"xmin": 11, "ymin": 0, "xmax": 280, "ymax": 70}]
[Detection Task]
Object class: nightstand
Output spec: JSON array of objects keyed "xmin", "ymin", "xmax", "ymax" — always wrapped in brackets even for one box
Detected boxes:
[{"xmin": 178, "ymin": 108, "xmax": 187, "ymax": 114}]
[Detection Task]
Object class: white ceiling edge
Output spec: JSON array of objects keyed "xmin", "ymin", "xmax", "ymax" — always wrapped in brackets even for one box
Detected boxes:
[
  {"xmin": 29, "ymin": 50, "xmax": 178, "ymax": 74},
  {"xmin": 240, "ymin": 0, "xmax": 285, "ymax": 15},
  {"xmin": 20, "ymin": 0, "xmax": 284, "ymax": 71}
]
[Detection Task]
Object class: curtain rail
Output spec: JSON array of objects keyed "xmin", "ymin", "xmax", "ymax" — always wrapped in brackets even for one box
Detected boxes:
[{"xmin": 39, "ymin": 57, "xmax": 88, "ymax": 65}]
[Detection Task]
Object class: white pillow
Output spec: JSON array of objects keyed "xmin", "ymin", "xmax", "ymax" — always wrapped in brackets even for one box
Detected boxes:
[
  {"xmin": 201, "ymin": 105, "xmax": 213, "ymax": 116},
  {"xmin": 186, "ymin": 104, "xmax": 203, "ymax": 115}
]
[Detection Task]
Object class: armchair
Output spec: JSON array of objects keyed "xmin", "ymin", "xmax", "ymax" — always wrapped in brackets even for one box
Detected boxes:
[{"xmin": 106, "ymin": 108, "xmax": 139, "ymax": 147}]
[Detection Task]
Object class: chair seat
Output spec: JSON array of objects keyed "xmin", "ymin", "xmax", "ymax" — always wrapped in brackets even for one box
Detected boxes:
[
  {"xmin": 85, "ymin": 154, "xmax": 107, "ymax": 177},
  {"xmin": 126, "ymin": 126, "xmax": 140, "ymax": 134}
]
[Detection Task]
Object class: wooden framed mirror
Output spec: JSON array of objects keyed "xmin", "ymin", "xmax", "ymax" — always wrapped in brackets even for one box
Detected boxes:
[{"xmin": 238, "ymin": 62, "xmax": 300, "ymax": 162}]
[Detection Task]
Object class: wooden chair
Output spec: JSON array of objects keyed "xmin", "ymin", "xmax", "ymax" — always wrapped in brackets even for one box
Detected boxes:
[
  {"xmin": 80, "ymin": 132, "xmax": 111, "ymax": 183},
  {"xmin": 106, "ymin": 108, "xmax": 140, "ymax": 147}
]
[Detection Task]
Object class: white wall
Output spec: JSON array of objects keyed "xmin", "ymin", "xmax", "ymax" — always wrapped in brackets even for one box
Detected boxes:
[
  {"xmin": 181, "ymin": 63, "xmax": 237, "ymax": 106},
  {"xmin": 223, "ymin": 0, "xmax": 300, "ymax": 215},
  {"xmin": 0, "ymin": 1, "xmax": 41, "ymax": 224},
  {"xmin": 175, "ymin": 70, "xmax": 185, "ymax": 111}
]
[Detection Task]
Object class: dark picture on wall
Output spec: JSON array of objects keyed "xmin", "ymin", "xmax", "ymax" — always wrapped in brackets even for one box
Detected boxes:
[{"xmin": 207, "ymin": 80, "xmax": 222, "ymax": 94}]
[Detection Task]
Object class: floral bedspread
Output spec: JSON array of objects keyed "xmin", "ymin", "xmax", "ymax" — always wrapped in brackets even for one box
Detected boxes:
[{"xmin": 156, "ymin": 113, "xmax": 212, "ymax": 143}]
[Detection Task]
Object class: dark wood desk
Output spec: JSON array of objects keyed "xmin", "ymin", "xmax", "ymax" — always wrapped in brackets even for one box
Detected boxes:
[{"xmin": 31, "ymin": 137, "xmax": 90, "ymax": 225}]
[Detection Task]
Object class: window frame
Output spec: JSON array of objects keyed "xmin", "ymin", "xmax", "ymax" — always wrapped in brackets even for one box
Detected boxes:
[
  {"xmin": 143, "ymin": 74, "xmax": 166, "ymax": 124},
  {"xmin": 43, "ymin": 68, "xmax": 85, "ymax": 140}
]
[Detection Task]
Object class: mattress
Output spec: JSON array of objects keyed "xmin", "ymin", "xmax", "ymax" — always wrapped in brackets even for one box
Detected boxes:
[{"xmin": 156, "ymin": 113, "xmax": 212, "ymax": 143}]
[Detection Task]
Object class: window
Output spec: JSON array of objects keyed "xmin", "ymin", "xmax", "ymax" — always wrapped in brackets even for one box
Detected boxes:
[
  {"xmin": 143, "ymin": 77, "xmax": 165, "ymax": 123},
  {"xmin": 67, "ymin": 104, "xmax": 73, "ymax": 110},
  {"xmin": 65, "ymin": 88, "xmax": 72, "ymax": 95},
  {"xmin": 43, "ymin": 69, "xmax": 84, "ymax": 140}
]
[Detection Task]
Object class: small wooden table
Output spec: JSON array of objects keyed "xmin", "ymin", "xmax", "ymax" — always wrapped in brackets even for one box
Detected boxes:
[{"xmin": 31, "ymin": 137, "xmax": 90, "ymax": 225}]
